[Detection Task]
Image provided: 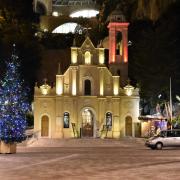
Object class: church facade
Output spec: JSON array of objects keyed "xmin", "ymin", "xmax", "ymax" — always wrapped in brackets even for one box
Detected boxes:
[{"xmin": 34, "ymin": 21, "xmax": 140, "ymax": 139}]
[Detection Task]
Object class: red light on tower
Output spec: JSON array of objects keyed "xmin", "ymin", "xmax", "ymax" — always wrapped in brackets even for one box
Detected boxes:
[
  {"xmin": 124, "ymin": 46, "xmax": 128, "ymax": 63},
  {"xmin": 107, "ymin": 9, "xmax": 129, "ymax": 86},
  {"xmin": 108, "ymin": 22, "xmax": 129, "ymax": 64}
]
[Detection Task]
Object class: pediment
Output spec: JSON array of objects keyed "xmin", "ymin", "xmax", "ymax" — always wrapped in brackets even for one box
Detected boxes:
[{"xmin": 80, "ymin": 36, "xmax": 95, "ymax": 52}]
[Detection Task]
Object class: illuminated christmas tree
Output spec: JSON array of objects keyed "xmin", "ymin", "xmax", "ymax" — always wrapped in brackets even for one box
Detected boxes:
[{"xmin": 0, "ymin": 45, "xmax": 30, "ymax": 143}]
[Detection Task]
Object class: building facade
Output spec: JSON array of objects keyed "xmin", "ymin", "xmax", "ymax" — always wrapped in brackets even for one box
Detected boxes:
[{"xmin": 34, "ymin": 20, "xmax": 140, "ymax": 139}]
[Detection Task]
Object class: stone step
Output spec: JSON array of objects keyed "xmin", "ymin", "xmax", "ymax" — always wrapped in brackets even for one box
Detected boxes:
[{"xmin": 19, "ymin": 137, "xmax": 145, "ymax": 148}]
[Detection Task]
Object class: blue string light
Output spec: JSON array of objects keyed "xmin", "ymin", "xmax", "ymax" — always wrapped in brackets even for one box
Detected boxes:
[{"xmin": 0, "ymin": 46, "xmax": 30, "ymax": 143}]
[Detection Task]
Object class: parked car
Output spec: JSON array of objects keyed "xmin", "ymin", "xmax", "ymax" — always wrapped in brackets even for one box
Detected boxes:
[{"xmin": 145, "ymin": 129, "xmax": 180, "ymax": 150}]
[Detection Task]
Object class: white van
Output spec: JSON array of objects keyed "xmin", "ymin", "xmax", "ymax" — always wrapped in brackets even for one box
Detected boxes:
[{"xmin": 145, "ymin": 129, "xmax": 180, "ymax": 150}]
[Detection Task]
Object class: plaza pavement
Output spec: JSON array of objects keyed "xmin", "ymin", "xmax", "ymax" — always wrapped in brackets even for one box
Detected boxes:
[{"xmin": 1, "ymin": 138, "xmax": 180, "ymax": 180}]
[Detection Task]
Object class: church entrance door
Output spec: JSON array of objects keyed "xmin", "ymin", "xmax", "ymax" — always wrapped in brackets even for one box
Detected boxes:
[
  {"xmin": 41, "ymin": 115, "xmax": 49, "ymax": 137},
  {"xmin": 82, "ymin": 109, "xmax": 94, "ymax": 137},
  {"xmin": 125, "ymin": 116, "xmax": 132, "ymax": 136}
]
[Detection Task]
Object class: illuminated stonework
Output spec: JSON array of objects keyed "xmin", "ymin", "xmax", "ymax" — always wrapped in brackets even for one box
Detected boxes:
[
  {"xmin": 40, "ymin": 83, "xmax": 51, "ymax": 95},
  {"xmin": 124, "ymin": 84, "xmax": 135, "ymax": 96},
  {"xmin": 71, "ymin": 48, "xmax": 78, "ymax": 64},
  {"xmin": 56, "ymin": 75, "xmax": 63, "ymax": 95},
  {"xmin": 85, "ymin": 51, "xmax": 91, "ymax": 64},
  {"xmin": 108, "ymin": 9, "xmax": 129, "ymax": 87},
  {"xmin": 113, "ymin": 76, "xmax": 119, "ymax": 96},
  {"xmin": 34, "ymin": 36, "xmax": 140, "ymax": 139},
  {"xmin": 99, "ymin": 48, "xmax": 105, "ymax": 64},
  {"xmin": 72, "ymin": 67, "xmax": 77, "ymax": 95}
]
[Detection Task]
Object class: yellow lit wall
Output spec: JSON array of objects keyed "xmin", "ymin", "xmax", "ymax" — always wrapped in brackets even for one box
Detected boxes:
[
  {"xmin": 99, "ymin": 48, "xmax": 105, "ymax": 64},
  {"xmin": 85, "ymin": 51, "xmax": 91, "ymax": 64},
  {"xmin": 40, "ymin": 85, "xmax": 50, "ymax": 95},
  {"xmin": 99, "ymin": 69, "xmax": 104, "ymax": 96},
  {"xmin": 56, "ymin": 75, "xmax": 63, "ymax": 95},
  {"xmin": 113, "ymin": 76, "xmax": 119, "ymax": 95},
  {"xmin": 113, "ymin": 116, "xmax": 120, "ymax": 138},
  {"xmin": 72, "ymin": 68, "xmax": 77, "ymax": 95},
  {"xmin": 34, "ymin": 36, "xmax": 140, "ymax": 139},
  {"xmin": 71, "ymin": 48, "xmax": 78, "ymax": 64}
]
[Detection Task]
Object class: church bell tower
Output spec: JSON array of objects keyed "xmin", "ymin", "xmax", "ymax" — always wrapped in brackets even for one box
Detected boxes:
[{"xmin": 108, "ymin": 9, "xmax": 129, "ymax": 87}]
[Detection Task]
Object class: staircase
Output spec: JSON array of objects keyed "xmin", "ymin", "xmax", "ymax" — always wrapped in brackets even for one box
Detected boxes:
[{"xmin": 21, "ymin": 137, "xmax": 145, "ymax": 148}]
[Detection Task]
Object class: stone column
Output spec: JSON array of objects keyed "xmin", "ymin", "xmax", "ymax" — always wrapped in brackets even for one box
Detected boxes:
[
  {"xmin": 56, "ymin": 75, "xmax": 63, "ymax": 95},
  {"xmin": 113, "ymin": 116, "xmax": 120, "ymax": 138},
  {"xmin": 71, "ymin": 67, "xmax": 78, "ymax": 96},
  {"xmin": 71, "ymin": 48, "xmax": 78, "ymax": 64},
  {"xmin": 99, "ymin": 68, "xmax": 104, "ymax": 96},
  {"xmin": 56, "ymin": 116, "xmax": 63, "ymax": 138},
  {"xmin": 122, "ymin": 29, "xmax": 128, "ymax": 63},
  {"xmin": 113, "ymin": 76, "xmax": 120, "ymax": 95},
  {"xmin": 99, "ymin": 48, "xmax": 105, "ymax": 64},
  {"xmin": 108, "ymin": 28, "xmax": 116, "ymax": 64}
]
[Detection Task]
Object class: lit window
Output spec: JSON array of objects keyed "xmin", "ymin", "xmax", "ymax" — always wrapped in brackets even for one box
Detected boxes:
[
  {"xmin": 64, "ymin": 112, "xmax": 70, "ymax": 128},
  {"xmin": 106, "ymin": 112, "xmax": 112, "ymax": 126},
  {"xmin": 85, "ymin": 51, "xmax": 91, "ymax": 64},
  {"xmin": 70, "ymin": 9, "xmax": 99, "ymax": 18}
]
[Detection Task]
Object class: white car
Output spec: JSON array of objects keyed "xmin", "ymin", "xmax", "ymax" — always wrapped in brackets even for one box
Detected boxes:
[{"xmin": 145, "ymin": 129, "xmax": 180, "ymax": 150}]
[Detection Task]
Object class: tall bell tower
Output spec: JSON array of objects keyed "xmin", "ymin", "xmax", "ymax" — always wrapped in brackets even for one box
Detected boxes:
[{"xmin": 108, "ymin": 9, "xmax": 129, "ymax": 87}]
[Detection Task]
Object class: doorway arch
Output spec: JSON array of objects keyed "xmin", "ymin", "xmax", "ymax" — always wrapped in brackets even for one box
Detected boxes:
[
  {"xmin": 41, "ymin": 115, "xmax": 49, "ymax": 137},
  {"xmin": 125, "ymin": 116, "xmax": 132, "ymax": 136},
  {"xmin": 81, "ymin": 107, "xmax": 96, "ymax": 138}
]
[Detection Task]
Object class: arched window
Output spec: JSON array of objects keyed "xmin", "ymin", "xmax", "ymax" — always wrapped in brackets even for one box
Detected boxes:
[
  {"xmin": 84, "ymin": 80, "xmax": 91, "ymax": 95},
  {"xmin": 106, "ymin": 112, "xmax": 112, "ymax": 126},
  {"xmin": 85, "ymin": 51, "xmax": 91, "ymax": 64},
  {"xmin": 64, "ymin": 112, "xmax": 70, "ymax": 128}
]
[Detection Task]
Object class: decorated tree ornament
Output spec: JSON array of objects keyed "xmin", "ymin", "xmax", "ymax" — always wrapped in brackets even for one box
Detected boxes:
[{"xmin": 0, "ymin": 45, "xmax": 30, "ymax": 144}]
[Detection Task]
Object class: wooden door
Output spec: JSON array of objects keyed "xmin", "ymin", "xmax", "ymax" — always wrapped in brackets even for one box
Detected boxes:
[
  {"xmin": 125, "ymin": 116, "xmax": 132, "ymax": 136},
  {"xmin": 82, "ymin": 123, "xmax": 93, "ymax": 137},
  {"xmin": 41, "ymin": 116, "xmax": 49, "ymax": 137},
  {"xmin": 82, "ymin": 109, "xmax": 94, "ymax": 137}
]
